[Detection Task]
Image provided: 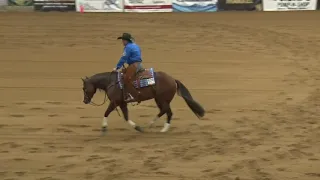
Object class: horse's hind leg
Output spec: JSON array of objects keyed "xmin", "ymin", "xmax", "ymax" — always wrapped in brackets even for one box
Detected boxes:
[
  {"xmin": 161, "ymin": 107, "xmax": 173, "ymax": 132},
  {"xmin": 149, "ymin": 76, "xmax": 176, "ymax": 132},
  {"xmin": 119, "ymin": 102, "xmax": 143, "ymax": 133},
  {"xmin": 148, "ymin": 98, "xmax": 165, "ymax": 127},
  {"xmin": 157, "ymin": 105, "xmax": 173, "ymax": 132},
  {"xmin": 149, "ymin": 98, "xmax": 173, "ymax": 132}
]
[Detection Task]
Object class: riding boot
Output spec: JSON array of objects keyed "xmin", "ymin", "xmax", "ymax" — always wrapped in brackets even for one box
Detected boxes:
[{"xmin": 125, "ymin": 82, "xmax": 141, "ymax": 103}]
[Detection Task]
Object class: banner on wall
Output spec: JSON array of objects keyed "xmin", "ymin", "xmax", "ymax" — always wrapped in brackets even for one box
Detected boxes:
[
  {"xmin": 124, "ymin": 0, "xmax": 172, "ymax": 12},
  {"xmin": 33, "ymin": 0, "xmax": 75, "ymax": 11},
  {"xmin": 173, "ymin": 0, "xmax": 218, "ymax": 12},
  {"xmin": 217, "ymin": 0, "xmax": 258, "ymax": 10},
  {"xmin": 263, "ymin": 0, "xmax": 317, "ymax": 11},
  {"xmin": 8, "ymin": 0, "xmax": 32, "ymax": 6},
  {"xmin": 76, "ymin": 0, "xmax": 123, "ymax": 12}
]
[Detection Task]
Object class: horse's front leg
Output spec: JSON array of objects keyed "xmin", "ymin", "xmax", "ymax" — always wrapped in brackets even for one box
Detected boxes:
[
  {"xmin": 119, "ymin": 102, "xmax": 143, "ymax": 133},
  {"xmin": 102, "ymin": 102, "xmax": 117, "ymax": 135}
]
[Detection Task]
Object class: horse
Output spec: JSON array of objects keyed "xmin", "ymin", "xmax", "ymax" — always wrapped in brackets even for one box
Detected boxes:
[{"xmin": 81, "ymin": 67, "xmax": 205, "ymax": 134}]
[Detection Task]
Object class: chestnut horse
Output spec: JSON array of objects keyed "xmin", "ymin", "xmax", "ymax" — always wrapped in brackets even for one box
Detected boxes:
[{"xmin": 81, "ymin": 68, "xmax": 205, "ymax": 134}]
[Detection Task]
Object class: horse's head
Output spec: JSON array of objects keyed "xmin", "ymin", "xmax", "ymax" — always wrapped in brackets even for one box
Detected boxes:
[{"xmin": 81, "ymin": 76, "xmax": 97, "ymax": 104}]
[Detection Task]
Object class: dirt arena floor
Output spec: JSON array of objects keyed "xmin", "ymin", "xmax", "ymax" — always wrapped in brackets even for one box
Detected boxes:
[{"xmin": 0, "ymin": 11, "xmax": 319, "ymax": 180}]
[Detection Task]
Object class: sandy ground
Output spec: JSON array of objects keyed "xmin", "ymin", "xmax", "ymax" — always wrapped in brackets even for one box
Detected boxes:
[{"xmin": 0, "ymin": 11, "xmax": 319, "ymax": 180}]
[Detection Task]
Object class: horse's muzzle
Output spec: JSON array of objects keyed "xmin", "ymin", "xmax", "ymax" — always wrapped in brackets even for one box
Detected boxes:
[{"xmin": 83, "ymin": 99, "xmax": 90, "ymax": 104}]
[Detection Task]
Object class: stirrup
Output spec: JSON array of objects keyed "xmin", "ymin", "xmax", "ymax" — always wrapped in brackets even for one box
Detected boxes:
[{"xmin": 125, "ymin": 94, "xmax": 134, "ymax": 102}]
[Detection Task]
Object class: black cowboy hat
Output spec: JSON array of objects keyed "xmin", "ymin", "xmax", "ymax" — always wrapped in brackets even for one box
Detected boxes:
[{"xmin": 117, "ymin": 33, "xmax": 134, "ymax": 42}]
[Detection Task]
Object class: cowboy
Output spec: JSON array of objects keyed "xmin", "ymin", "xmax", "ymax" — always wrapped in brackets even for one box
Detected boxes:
[{"xmin": 113, "ymin": 33, "xmax": 143, "ymax": 103}]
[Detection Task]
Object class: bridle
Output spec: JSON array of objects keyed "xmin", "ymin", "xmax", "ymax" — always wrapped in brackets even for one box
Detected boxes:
[
  {"xmin": 87, "ymin": 86, "xmax": 121, "ymax": 117},
  {"xmin": 88, "ymin": 91, "xmax": 108, "ymax": 106},
  {"xmin": 87, "ymin": 81, "xmax": 118, "ymax": 106},
  {"xmin": 84, "ymin": 73, "xmax": 122, "ymax": 117}
]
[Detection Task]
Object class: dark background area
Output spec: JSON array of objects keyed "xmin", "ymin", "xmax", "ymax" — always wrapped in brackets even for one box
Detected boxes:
[
  {"xmin": 33, "ymin": 0, "xmax": 75, "ymax": 11},
  {"xmin": 217, "ymin": 0, "xmax": 261, "ymax": 11}
]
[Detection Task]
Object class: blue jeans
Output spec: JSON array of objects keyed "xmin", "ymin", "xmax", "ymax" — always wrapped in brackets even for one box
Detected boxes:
[{"xmin": 135, "ymin": 62, "xmax": 143, "ymax": 73}]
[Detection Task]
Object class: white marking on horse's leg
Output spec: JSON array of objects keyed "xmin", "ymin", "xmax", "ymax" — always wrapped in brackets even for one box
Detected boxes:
[
  {"xmin": 128, "ymin": 119, "xmax": 136, "ymax": 127},
  {"xmin": 102, "ymin": 117, "xmax": 108, "ymax": 128},
  {"xmin": 175, "ymin": 81, "xmax": 180, "ymax": 96},
  {"xmin": 149, "ymin": 116, "xmax": 159, "ymax": 127},
  {"xmin": 160, "ymin": 123, "xmax": 170, "ymax": 132}
]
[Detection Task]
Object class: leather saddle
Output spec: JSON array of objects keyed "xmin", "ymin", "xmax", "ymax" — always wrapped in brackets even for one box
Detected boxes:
[{"xmin": 137, "ymin": 69, "xmax": 153, "ymax": 80}]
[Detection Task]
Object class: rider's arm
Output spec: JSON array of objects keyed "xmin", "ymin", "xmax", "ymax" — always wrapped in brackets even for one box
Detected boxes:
[{"xmin": 116, "ymin": 46, "xmax": 131, "ymax": 70}]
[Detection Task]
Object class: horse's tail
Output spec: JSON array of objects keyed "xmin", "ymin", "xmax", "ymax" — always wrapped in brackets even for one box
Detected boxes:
[{"xmin": 175, "ymin": 80, "xmax": 205, "ymax": 119}]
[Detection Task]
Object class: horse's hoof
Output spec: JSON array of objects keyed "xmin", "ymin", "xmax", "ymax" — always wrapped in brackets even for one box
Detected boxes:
[
  {"xmin": 102, "ymin": 127, "xmax": 107, "ymax": 132},
  {"xmin": 101, "ymin": 127, "xmax": 107, "ymax": 135},
  {"xmin": 135, "ymin": 126, "xmax": 144, "ymax": 133}
]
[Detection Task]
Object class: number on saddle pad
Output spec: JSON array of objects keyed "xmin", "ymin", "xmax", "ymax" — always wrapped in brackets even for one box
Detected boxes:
[{"xmin": 117, "ymin": 68, "xmax": 155, "ymax": 89}]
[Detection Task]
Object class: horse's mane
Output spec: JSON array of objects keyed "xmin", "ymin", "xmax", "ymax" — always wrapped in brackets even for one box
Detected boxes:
[
  {"xmin": 87, "ymin": 71, "xmax": 117, "ymax": 91},
  {"xmin": 89, "ymin": 72, "xmax": 112, "ymax": 79}
]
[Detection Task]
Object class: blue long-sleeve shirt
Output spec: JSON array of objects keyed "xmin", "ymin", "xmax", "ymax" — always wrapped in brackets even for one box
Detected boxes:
[{"xmin": 116, "ymin": 42, "xmax": 142, "ymax": 70}]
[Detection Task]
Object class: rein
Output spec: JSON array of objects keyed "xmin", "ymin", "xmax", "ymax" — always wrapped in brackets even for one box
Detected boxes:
[
  {"xmin": 89, "ymin": 91, "xmax": 108, "ymax": 106},
  {"xmin": 86, "ymin": 66, "xmax": 137, "ymax": 117},
  {"xmin": 88, "ymin": 73, "xmax": 122, "ymax": 117},
  {"xmin": 89, "ymin": 92, "xmax": 121, "ymax": 117}
]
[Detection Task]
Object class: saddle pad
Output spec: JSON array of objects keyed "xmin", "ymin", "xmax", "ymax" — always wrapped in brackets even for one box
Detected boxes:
[{"xmin": 117, "ymin": 68, "xmax": 155, "ymax": 89}]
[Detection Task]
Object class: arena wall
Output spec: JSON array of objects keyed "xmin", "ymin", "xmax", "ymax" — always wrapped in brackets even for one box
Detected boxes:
[
  {"xmin": 0, "ymin": 0, "xmax": 318, "ymax": 12},
  {"xmin": 0, "ymin": 0, "xmax": 7, "ymax": 8}
]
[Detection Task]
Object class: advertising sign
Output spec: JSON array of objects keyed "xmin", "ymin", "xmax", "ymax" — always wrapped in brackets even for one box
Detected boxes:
[
  {"xmin": 76, "ymin": 0, "xmax": 123, "ymax": 12},
  {"xmin": 263, "ymin": 0, "xmax": 317, "ymax": 11},
  {"xmin": 173, "ymin": 0, "xmax": 218, "ymax": 12},
  {"xmin": 124, "ymin": 0, "xmax": 172, "ymax": 12},
  {"xmin": 8, "ymin": 0, "xmax": 32, "ymax": 6},
  {"xmin": 34, "ymin": 0, "xmax": 75, "ymax": 11}
]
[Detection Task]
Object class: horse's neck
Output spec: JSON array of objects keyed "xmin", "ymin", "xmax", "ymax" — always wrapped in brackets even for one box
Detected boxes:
[{"xmin": 92, "ymin": 72, "xmax": 114, "ymax": 90}]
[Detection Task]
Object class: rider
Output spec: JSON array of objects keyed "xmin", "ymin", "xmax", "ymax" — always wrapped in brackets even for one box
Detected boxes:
[{"xmin": 113, "ymin": 33, "xmax": 143, "ymax": 103}]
